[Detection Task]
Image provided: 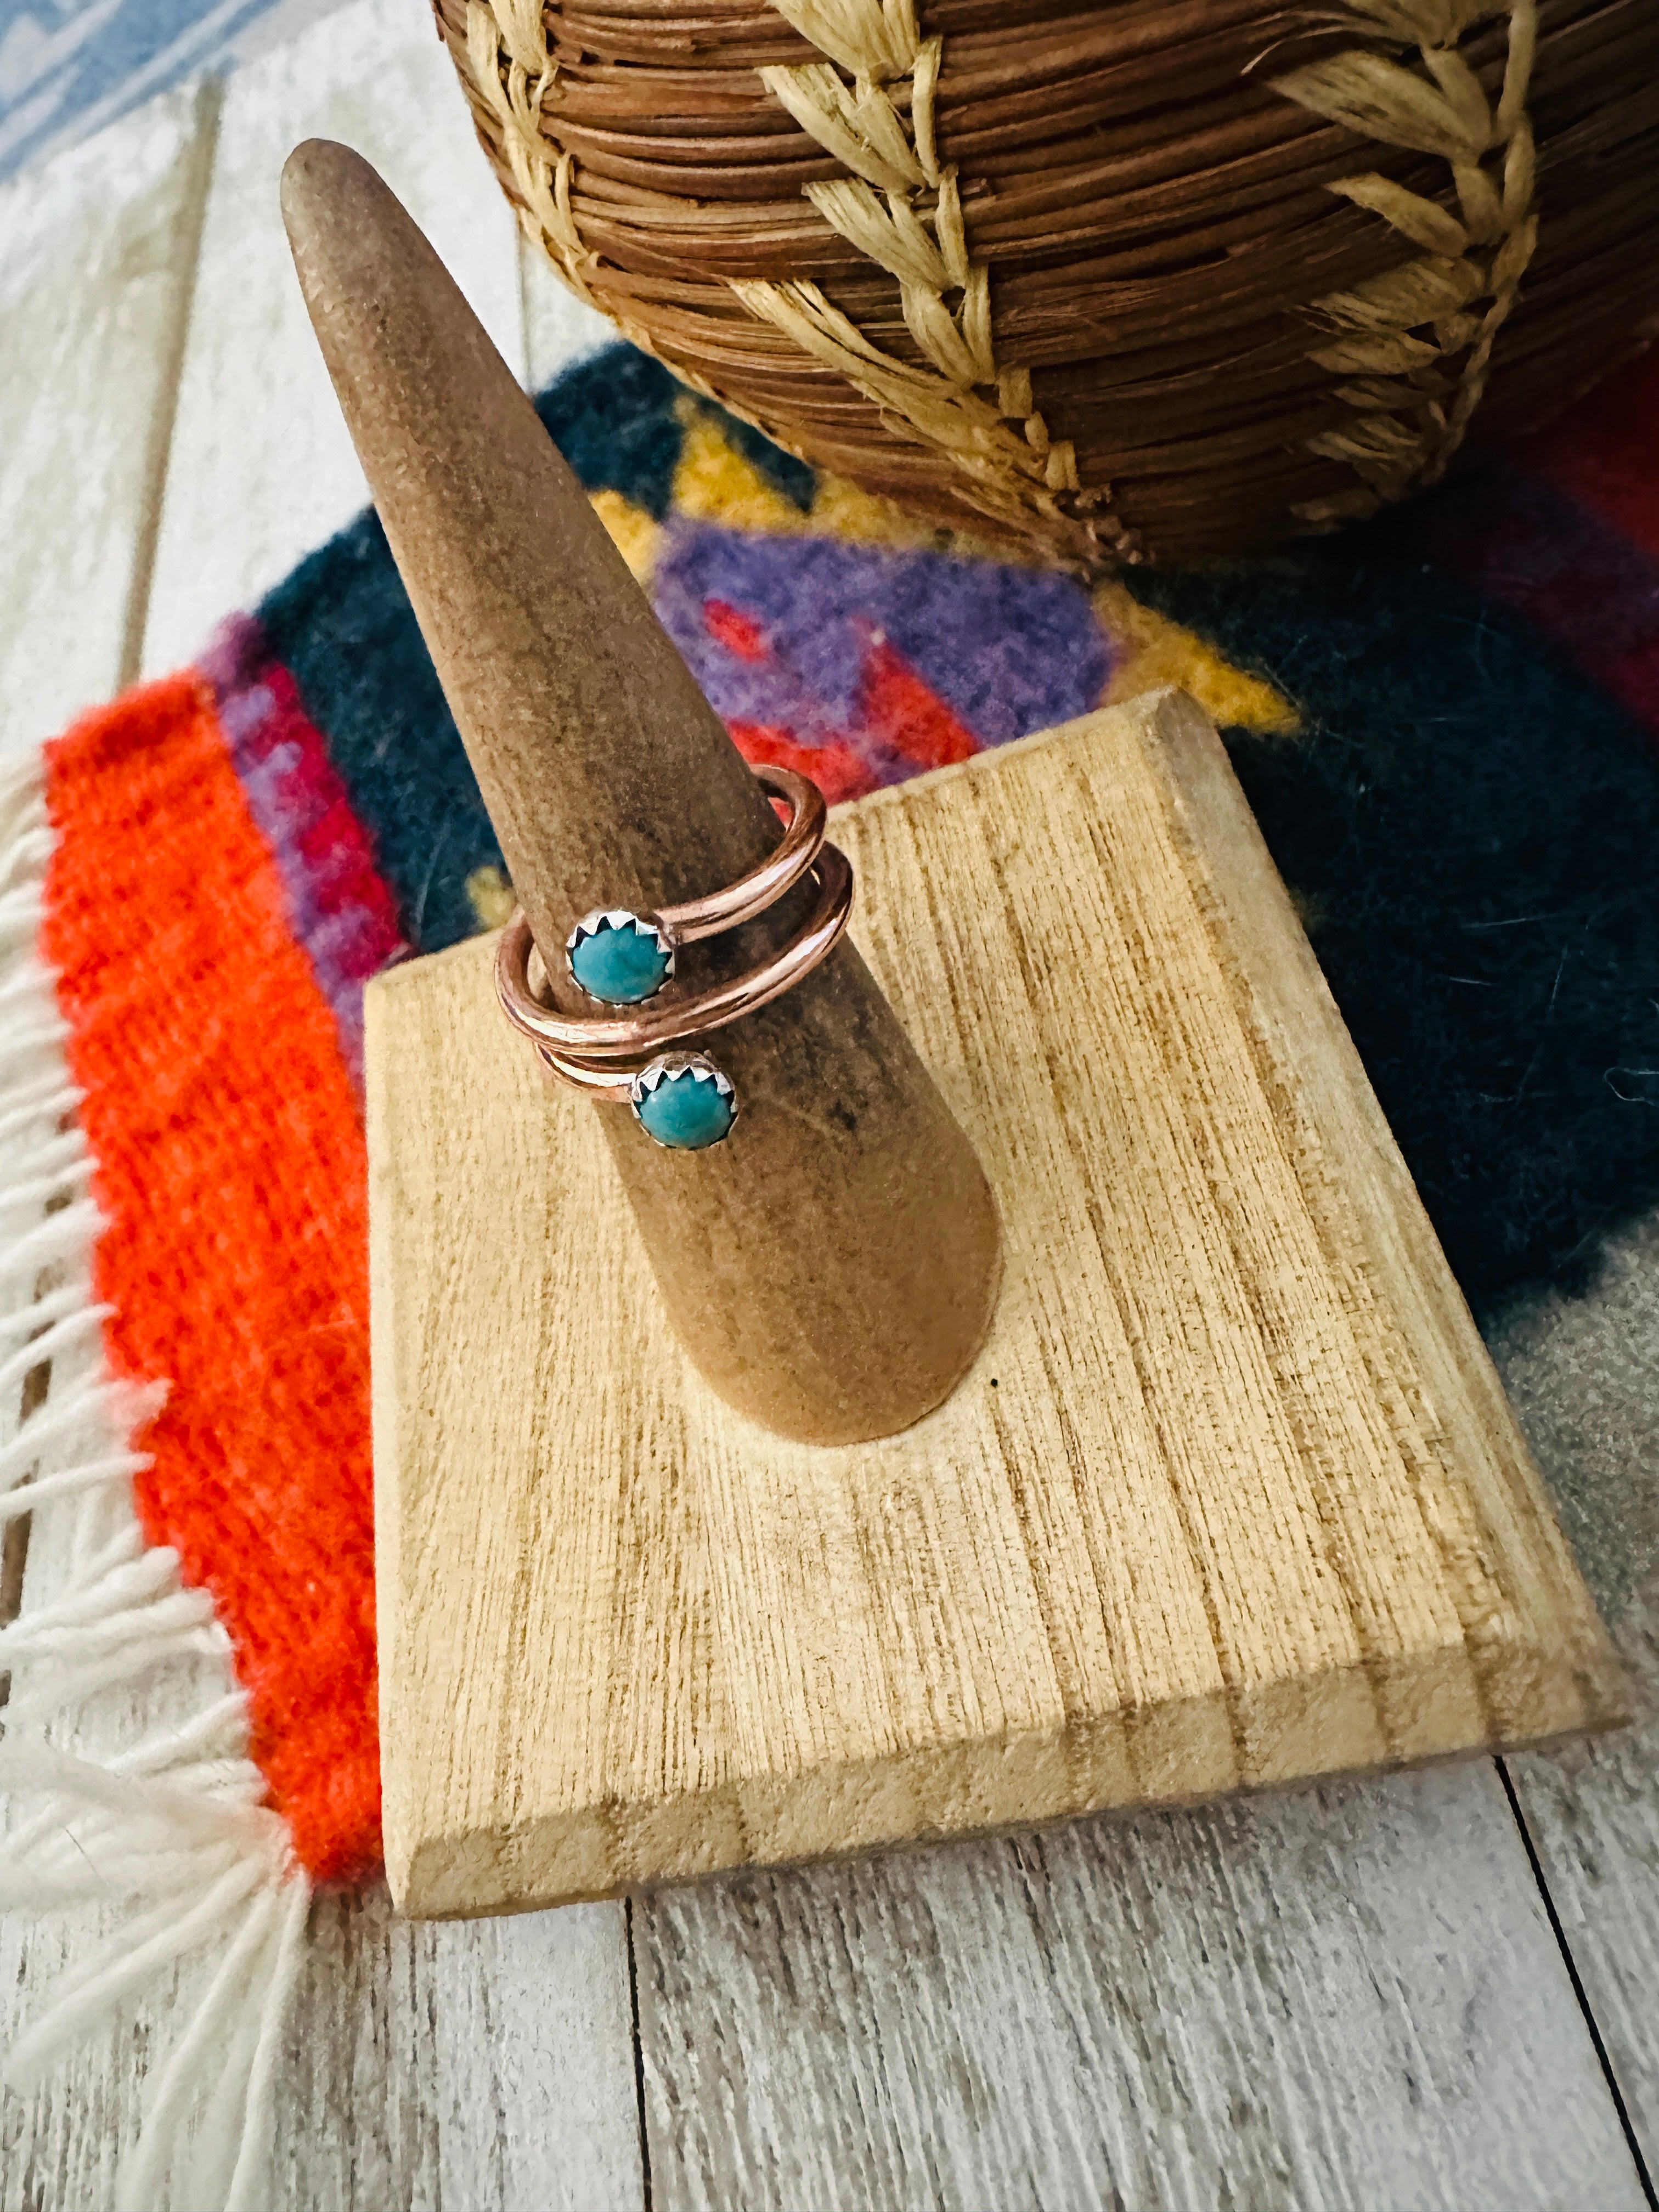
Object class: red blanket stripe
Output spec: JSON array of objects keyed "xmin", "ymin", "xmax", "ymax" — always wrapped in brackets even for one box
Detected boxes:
[{"xmin": 42, "ymin": 675, "xmax": 380, "ymax": 1882}]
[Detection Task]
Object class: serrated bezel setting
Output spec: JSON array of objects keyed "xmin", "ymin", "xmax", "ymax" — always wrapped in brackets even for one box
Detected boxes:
[
  {"xmin": 565, "ymin": 907, "xmax": 675, "ymax": 1005},
  {"xmin": 629, "ymin": 1053, "xmax": 739, "ymax": 1150}
]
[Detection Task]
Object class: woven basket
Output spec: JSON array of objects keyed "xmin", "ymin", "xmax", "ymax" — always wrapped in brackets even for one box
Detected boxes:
[{"xmin": 440, "ymin": 0, "xmax": 1659, "ymax": 566}]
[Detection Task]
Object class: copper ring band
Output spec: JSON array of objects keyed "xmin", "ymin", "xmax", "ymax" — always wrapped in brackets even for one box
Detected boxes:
[
  {"xmin": 653, "ymin": 763, "xmax": 826, "ymax": 946},
  {"xmin": 496, "ymin": 843, "xmax": 854, "ymax": 1062},
  {"xmin": 529, "ymin": 1046, "xmax": 637, "ymax": 1104}
]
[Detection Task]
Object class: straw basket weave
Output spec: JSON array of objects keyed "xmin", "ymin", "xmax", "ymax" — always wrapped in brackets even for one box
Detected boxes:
[{"xmin": 439, "ymin": 0, "xmax": 1659, "ymax": 565}]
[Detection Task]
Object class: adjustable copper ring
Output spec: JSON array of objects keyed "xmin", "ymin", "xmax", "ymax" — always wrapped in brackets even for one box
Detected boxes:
[
  {"xmin": 548, "ymin": 761, "xmax": 825, "ymax": 1005},
  {"xmin": 495, "ymin": 763, "xmax": 851, "ymax": 1150}
]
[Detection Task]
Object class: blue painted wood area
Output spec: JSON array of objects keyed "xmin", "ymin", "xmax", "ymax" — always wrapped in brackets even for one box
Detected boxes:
[{"xmin": 0, "ymin": 0, "xmax": 342, "ymax": 180}]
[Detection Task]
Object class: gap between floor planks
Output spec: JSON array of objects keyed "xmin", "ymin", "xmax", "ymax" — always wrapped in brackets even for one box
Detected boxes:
[{"xmin": 2, "ymin": 0, "xmax": 1656, "ymax": 2202}]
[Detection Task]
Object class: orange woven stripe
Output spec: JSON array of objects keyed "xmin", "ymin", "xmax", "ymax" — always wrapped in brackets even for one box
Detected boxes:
[{"xmin": 42, "ymin": 674, "xmax": 380, "ymax": 1882}]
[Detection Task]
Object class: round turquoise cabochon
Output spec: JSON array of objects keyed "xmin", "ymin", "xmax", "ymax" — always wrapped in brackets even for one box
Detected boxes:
[
  {"xmin": 568, "ymin": 911, "xmax": 672, "ymax": 1004},
  {"xmin": 633, "ymin": 1062, "xmax": 737, "ymax": 1150}
]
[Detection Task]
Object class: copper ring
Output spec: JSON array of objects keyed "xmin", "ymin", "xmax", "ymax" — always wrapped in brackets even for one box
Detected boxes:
[
  {"xmin": 648, "ymin": 763, "xmax": 826, "ymax": 946},
  {"xmin": 496, "ymin": 843, "xmax": 853, "ymax": 1061},
  {"xmin": 495, "ymin": 764, "xmax": 849, "ymax": 1147},
  {"xmin": 560, "ymin": 763, "xmax": 826, "ymax": 1003}
]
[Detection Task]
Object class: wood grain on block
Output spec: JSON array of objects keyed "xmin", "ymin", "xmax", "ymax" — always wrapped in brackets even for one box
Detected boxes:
[
  {"xmin": 287, "ymin": 138, "xmax": 1000, "ymax": 1444},
  {"xmin": 369, "ymin": 688, "xmax": 1623, "ymax": 1916}
]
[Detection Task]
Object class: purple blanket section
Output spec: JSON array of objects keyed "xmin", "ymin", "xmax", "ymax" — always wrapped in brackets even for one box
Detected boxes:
[{"xmin": 652, "ymin": 522, "xmax": 1111, "ymax": 748}]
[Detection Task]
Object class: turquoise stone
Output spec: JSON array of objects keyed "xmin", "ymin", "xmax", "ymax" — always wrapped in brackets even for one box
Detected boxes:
[
  {"xmin": 568, "ymin": 911, "xmax": 671, "ymax": 1004},
  {"xmin": 634, "ymin": 1062, "xmax": 737, "ymax": 1150}
]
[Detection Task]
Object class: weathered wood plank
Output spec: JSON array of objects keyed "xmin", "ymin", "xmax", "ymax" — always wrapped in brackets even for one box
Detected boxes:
[
  {"xmin": 127, "ymin": 0, "xmax": 642, "ymax": 2176},
  {"xmin": 0, "ymin": 101, "xmax": 222, "ymax": 2212},
  {"xmin": 272, "ymin": 1886, "xmax": 642, "ymax": 2211},
  {"xmin": 0, "ymin": 88, "xmax": 208, "ymax": 750},
  {"xmin": 636, "ymin": 1759, "xmax": 1647, "ymax": 2212},
  {"xmin": 1494, "ymin": 1205, "xmax": 1659, "ymax": 2180},
  {"xmin": 140, "ymin": 0, "xmax": 524, "ymax": 676}
]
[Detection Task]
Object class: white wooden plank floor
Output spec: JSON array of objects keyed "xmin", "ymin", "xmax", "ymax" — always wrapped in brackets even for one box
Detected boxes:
[
  {"xmin": 635, "ymin": 1764, "xmax": 1643, "ymax": 2212},
  {"xmin": 1, "ymin": 2, "xmax": 1655, "ymax": 2205},
  {"xmin": 1496, "ymin": 1207, "xmax": 1659, "ymax": 2180}
]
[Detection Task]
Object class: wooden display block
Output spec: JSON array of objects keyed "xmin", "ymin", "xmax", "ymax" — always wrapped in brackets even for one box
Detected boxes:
[{"xmin": 367, "ymin": 689, "xmax": 1623, "ymax": 1917}]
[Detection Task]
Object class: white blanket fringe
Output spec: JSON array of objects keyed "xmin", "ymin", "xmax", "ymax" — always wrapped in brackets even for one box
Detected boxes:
[{"xmin": 1, "ymin": 748, "xmax": 311, "ymax": 2211}]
